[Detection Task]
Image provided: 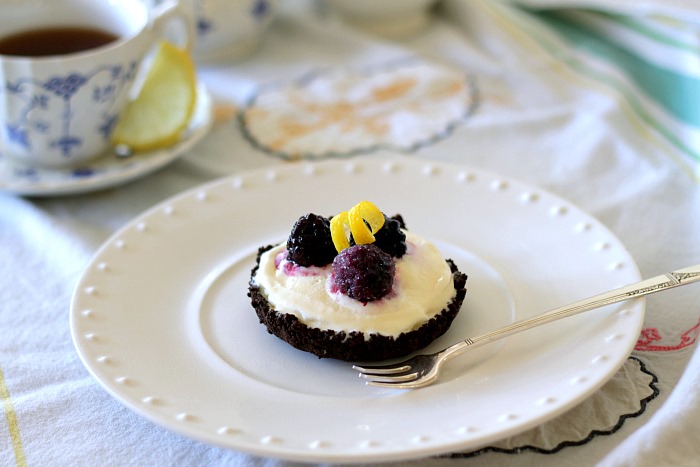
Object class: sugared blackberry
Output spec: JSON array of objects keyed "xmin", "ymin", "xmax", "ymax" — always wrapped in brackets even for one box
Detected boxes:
[
  {"xmin": 286, "ymin": 213, "xmax": 336, "ymax": 267},
  {"xmin": 332, "ymin": 244, "xmax": 395, "ymax": 302}
]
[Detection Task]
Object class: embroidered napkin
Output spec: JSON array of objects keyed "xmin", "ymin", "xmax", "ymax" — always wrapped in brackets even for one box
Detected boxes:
[{"xmin": 1, "ymin": 1, "xmax": 699, "ymax": 466}]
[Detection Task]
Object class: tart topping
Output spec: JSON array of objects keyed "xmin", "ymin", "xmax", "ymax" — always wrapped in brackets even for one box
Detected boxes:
[
  {"xmin": 348, "ymin": 201, "xmax": 385, "ymax": 246},
  {"xmin": 331, "ymin": 200, "xmax": 386, "ymax": 252},
  {"xmin": 330, "ymin": 211, "xmax": 351, "ymax": 253},
  {"xmin": 286, "ymin": 213, "xmax": 337, "ymax": 267},
  {"xmin": 372, "ymin": 214, "xmax": 407, "ymax": 258},
  {"xmin": 285, "ymin": 202, "xmax": 407, "ymax": 302},
  {"xmin": 332, "ymin": 244, "xmax": 395, "ymax": 302}
]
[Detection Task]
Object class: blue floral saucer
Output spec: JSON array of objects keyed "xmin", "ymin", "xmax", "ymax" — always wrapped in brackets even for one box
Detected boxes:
[{"xmin": 0, "ymin": 84, "xmax": 213, "ymax": 197}]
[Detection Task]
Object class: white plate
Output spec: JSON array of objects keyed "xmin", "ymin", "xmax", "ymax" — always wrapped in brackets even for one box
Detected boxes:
[
  {"xmin": 70, "ymin": 158, "xmax": 644, "ymax": 463},
  {"xmin": 0, "ymin": 84, "xmax": 213, "ymax": 197}
]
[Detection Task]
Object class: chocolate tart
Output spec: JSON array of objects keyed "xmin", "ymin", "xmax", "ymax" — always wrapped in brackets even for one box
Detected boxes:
[{"xmin": 248, "ymin": 245, "xmax": 468, "ymax": 362}]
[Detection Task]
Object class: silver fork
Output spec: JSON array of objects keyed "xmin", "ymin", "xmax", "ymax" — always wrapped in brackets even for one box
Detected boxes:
[{"xmin": 354, "ymin": 264, "xmax": 700, "ymax": 389}]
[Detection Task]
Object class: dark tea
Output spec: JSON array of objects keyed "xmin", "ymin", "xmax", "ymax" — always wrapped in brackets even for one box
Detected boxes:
[{"xmin": 0, "ymin": 26, "xmax": 118, "ymax": 57}]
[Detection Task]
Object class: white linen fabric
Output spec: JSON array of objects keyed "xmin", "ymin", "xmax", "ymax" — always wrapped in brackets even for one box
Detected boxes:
[{"xmin": 1, "ymin": 0, "xmax": 699, "ymax": 466}]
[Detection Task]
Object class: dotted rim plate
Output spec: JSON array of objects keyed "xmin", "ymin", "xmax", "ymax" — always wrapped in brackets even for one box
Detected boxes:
[
  {"xmin": 0, "ymin": 83, "xmax": 213, "ymax": 197},
  {"xmin": 70, "ymin": 158, "xmax": 644, "ymax": 463}
]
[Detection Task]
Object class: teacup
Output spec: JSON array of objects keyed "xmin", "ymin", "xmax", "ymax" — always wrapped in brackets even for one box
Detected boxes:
[
  {"xmin": 0, "ymin": 0, "xmax": 193, "ymax": 168},
  {"xmin": 192, "ymin": 0, "xmax": 277, "ymax": 62}
]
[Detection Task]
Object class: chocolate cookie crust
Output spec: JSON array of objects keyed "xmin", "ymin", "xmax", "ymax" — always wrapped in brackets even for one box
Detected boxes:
[{"xmin": 248, "ymin": 245, "xmax": 468, "ymax": 362}]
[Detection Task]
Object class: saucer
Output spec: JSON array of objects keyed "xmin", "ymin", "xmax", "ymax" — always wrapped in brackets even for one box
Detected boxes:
[{"xmin": 0, "ymin": 83, "xmax": 213, "ymax": 197}]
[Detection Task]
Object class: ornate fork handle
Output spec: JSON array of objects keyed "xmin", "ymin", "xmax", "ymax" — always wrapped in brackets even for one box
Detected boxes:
[{"xmin": 440, "ymin": 264, "xmax": 700, "ymax": 362}]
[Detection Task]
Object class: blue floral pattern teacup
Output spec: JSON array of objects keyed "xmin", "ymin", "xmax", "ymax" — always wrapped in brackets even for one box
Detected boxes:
[
  {"xmin": 193, "ymin": 0, "xmax": 277, "ymax": 61},
  {"xmin": 0, "ymin": 0, "xmax": 193, "ymax": 168}
]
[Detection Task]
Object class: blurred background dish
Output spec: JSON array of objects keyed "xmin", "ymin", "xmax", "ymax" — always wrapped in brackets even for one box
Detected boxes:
[
  {"xmin": 326, "ymin": 0, "xmax": 439, "ymax": 38},
  {"xmin": 192, "ymin": 0, "xmax": 277, "ymax": 62}
]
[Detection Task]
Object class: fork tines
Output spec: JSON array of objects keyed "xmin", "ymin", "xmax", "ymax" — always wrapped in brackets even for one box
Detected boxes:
[
  {"xmin": 352, "ymin": 363, "xmax": 419, "ymax": 386},
  {"xmin": 352, "ymin": 363, "xmax": 411, "ymax": 375}
]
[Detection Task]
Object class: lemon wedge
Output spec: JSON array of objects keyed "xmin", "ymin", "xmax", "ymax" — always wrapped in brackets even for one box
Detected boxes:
[{"xmin": 111, "ymin": 41, "xmax": 197, "ymax": 152}]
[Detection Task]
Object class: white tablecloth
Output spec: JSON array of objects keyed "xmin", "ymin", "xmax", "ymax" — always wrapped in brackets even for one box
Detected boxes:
[{"xmin": 1, "ymin": 1, "xmax": 699, "ymax": 465}]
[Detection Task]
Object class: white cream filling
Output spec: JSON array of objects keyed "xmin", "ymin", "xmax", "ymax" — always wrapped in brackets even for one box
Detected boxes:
[{"xmin": 252, "ymin": 231, "xmax": 457, "ymax": 337}]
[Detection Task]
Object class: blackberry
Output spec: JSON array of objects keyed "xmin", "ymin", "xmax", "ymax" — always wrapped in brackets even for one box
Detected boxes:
[
  {"xmin": 286, "ymin": 213, "xmax": 336, "ymax": 267},
  {"xmin": 349, "ymin": 214, "xmax": 407, "ymax": 258},
  {"xmin": 373, "ymin": 214, "xmax": 407, "ymax": 258},
  {"xmin": 332, "ymin": 244, "xmax": 395, "ymax": 302}
]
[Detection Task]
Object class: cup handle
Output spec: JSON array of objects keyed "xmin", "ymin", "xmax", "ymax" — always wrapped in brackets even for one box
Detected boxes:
[{"xmin": 150, "ymin": 0, "xmax": 196, "ymax": 52}]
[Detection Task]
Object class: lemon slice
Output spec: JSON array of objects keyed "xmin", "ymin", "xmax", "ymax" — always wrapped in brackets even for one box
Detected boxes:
[{"xmin": 111, "ymin": 41, "xmax": 197, "ymax": 152}]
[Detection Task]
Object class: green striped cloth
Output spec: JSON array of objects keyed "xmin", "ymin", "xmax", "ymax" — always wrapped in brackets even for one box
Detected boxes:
[{"xmin": 500, "ymin": 1, "xmax": 700, "ymax": 179}]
